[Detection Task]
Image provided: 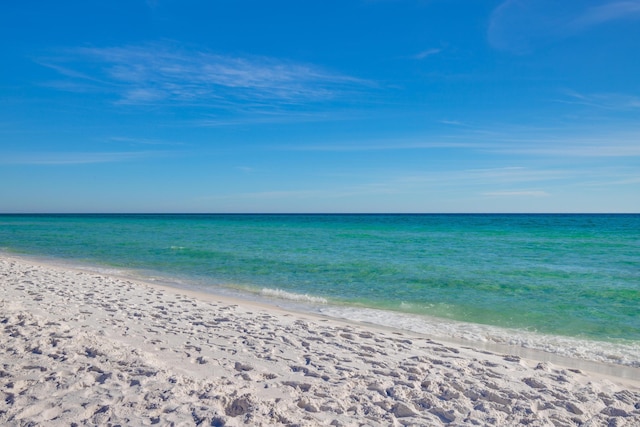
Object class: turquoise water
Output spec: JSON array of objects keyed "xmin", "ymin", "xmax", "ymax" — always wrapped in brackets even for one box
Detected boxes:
[{"xmin": 1, "ymin": 214, "xmax": 639, "ymax": 364}]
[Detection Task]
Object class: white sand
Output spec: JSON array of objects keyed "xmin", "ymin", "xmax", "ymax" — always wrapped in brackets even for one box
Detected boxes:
[{"xmin": 1, "ymin": 254, "xmax": 638, "ymax": 426}]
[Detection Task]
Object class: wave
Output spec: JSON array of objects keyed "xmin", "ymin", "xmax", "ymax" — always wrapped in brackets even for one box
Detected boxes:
[
  {"xmin": 318, "ymin": 305, "xmax": 640, "ymax": 369},
  {"xmin": 260, "ymin": 288, "xmax": 328, "ymax": 304}
]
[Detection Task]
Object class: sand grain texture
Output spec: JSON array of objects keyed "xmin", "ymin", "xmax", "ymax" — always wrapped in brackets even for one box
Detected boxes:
[{"xmin": 1, "ymin": 255, "xmax": 639, "ymax": 426}]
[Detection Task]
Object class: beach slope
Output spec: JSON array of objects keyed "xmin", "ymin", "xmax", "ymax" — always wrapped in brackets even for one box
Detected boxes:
[{"xmin": 1, "ymin": 255, "xmax": 638, "ymax": 426}]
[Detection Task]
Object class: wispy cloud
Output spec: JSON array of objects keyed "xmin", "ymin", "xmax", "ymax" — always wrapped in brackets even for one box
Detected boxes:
[
  {"xmin": 413, "ymin": 48, "xmax": 442, "ymax": 59},
  {"xmin": 197, "ymin": 166, "xmax": 566, "ymax": 213},
  {"xmin": 482, "ymin": 190, "xmax": 549, "ymax": 197},
  {"xmin": 195, "ymin": 108, "xmax": 357, "ymax": 127},
  {"xmin": 39, "ymin": 43, "xmax": 371, "ymax": 110},
  {"xmin": 579, "ymin": 170, "xmax": 640, "ymax": 187},
  {"xmin": 277, "ymin": 138, "xmax": 475, "ymax": 152},
  {"xmin": 465, "ymin": 167, "xmax": 567, "ymax": 182},
  {"xmin": 272, "ymin": 125, "xmax": 640, "ymax": 158},
  {"xmin": 569, "ymin": 1, "xmax": 640, "ymax": 30},
  {"xmin": 558, "ymin": 90, "xmax": 640, "ymax": 111},
  {"xmin": 396, "ymin": 167, "xmax": 570, "ymax": 187},
  {"xmin": 201, "ymin": 186, "xmax": 393, "ymax": 203},
  {"xmin": 0, "ymin": 151, "xmax": 168, "ymax": 165},
  {"xmin": 108, "ymin": 136, "xmax": 186, "ymax": 147},
  {"xmin": 488, "ymin": 0, "xmax": 640, "ymax": 52},
  {"xmin": 197, "ymin": 164, "xmax": 636, "ymax": 212},
  {"xmin": 487, "ymin": 136, "xmax": 640, "ymax": 157},
  {"xmin": 439, "ymin": 119, "xmax": 471, "ymax": 127}
]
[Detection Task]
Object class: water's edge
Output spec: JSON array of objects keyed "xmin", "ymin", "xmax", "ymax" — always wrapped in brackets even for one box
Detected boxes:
[
  {"xmin": 4, "ymin": 250, "xmax": 638, "ymax": 375},
  {"xmin": 2, "ymin": 213, "xmax": 638, "ymax": 373},
  {"xmin": 6, "ymin": 250, "xmax": 640, "ymax": 386}
]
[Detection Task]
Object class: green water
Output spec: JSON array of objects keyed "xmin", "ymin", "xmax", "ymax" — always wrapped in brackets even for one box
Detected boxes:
[{"xmin": 1, "ymin": 214, "xmax": 639, "ymax": 363}]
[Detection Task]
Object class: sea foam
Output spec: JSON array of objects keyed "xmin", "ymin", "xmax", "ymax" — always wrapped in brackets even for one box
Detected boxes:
[
  {"xmin": 260, "ymin": 288, "xmax": 328, "ymax": 304},
  {"xmin": 319, "ymin": 305, "xmax": 640, "ymax": 369}
]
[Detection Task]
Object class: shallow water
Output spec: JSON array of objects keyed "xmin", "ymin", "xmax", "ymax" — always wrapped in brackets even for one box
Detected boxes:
[{"xmin": 1, "ymin": 214, "xmax": 639, "ymax": 365}]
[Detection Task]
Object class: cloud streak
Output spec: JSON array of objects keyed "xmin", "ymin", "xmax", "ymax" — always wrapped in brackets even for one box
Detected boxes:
[
  {"xmin": 558, "ymin": 90, "xmax": 640, "ymax": 111},
  {"xmin": 273, "ymin": 126, "xmax": 640, "ymax": 158},
  {"xmin": 413, "ymin": 48, "xmax": 442, "ymax": 59},
  {"xmin": 108, "ymin": 136, "xmax": 186, "ymax": 147},
  {"xmin": 488, "ymin": 0, "xmax": 640, "ymax": 52},
  {"xmin": 0, "ymin": 151, "xmax": 168, "ymax": 165},
  {"xmin": 39, "ymin": 43, "xmax": 370, "ymax": 110},
  {"xmin": 482, "ymin": 190, "xmax": 549, "ymax": 197},
  {"xmin": 569, "ymin": 1, "xmax": 640, "ymax": 30}
]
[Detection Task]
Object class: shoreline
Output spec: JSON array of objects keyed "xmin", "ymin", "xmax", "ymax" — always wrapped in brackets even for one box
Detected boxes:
[
  {"xmin": 1, "ymin": 253, "xmax": 639, "ymax": 425},
  {"xmin": 7, "ymin": 250, "xmax": 640, "ymax": 372},
  {"xmin": 129, "ymin": 270, "xmax": 640, "ymax": 384}
]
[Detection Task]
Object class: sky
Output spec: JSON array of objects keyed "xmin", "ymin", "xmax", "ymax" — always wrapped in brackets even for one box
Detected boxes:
[{"xmin": 1, "ymin": 0, "xmax": 639, "ymax": 213}]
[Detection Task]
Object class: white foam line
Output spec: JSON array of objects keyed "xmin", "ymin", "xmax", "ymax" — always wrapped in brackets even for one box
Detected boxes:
[
  {"xmin": 260, "ymin": 287, "xmax": 328, "ymax": 304},
  {"xmin": 319, "ymin": 305, "xmax": 640, "ymax": 369}
]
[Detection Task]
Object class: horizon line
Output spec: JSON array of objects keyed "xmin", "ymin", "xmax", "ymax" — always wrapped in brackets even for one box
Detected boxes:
[{"xmin": 1, "ymin": 212, "xmax": 637, "ymax": 216}]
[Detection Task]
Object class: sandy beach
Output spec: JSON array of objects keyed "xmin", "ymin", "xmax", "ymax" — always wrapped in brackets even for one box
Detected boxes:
[{"xmin": 1, "ymin": 254, "xmax": 638, "ymax": 426}]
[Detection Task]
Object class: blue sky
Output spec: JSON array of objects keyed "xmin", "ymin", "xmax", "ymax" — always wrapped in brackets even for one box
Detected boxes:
[{"xmin": 1, "ymin": 0, "xmax": 639, "ymax": 213}]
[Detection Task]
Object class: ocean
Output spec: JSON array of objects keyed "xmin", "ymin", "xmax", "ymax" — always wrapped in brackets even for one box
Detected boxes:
[{"xmin": 1, "ymin": 214, "xmax": 638, "ymax": 367}]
